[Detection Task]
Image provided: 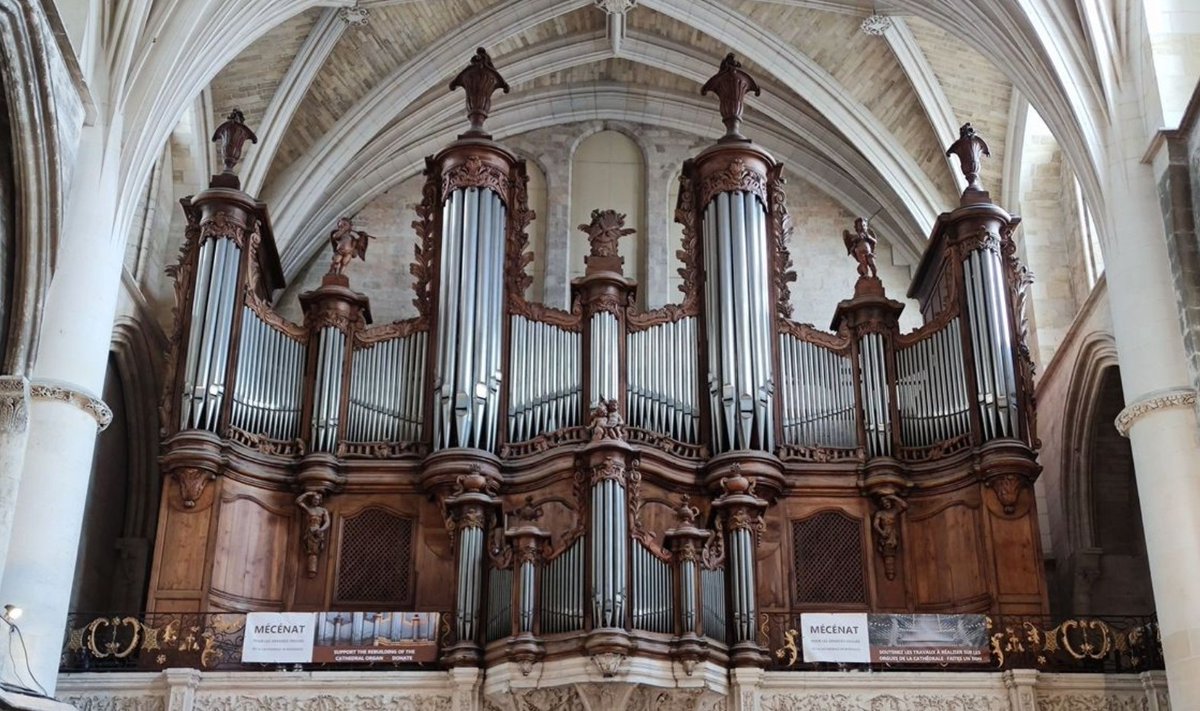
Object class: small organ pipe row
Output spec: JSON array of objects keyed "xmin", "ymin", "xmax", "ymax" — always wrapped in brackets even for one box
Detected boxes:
[
  {"xmin": 346, "ymin": 332, "xmax": 427, "ymax": 442},
  {"xmin": 963, "ymin": 249, "xmax": 1019, "ymax": 440},
  {"xmin": 896, "ymin": 317, "xmax": 971, "ymax": 446},
  {"xmin": 507, "ymin": 315, "xmax": 581, "ymax": 442},
  {"xmin": 517, "ymin": 555, "xmax": 536, "ymax": 634},
  {"xmin": 778, "ymin": 334, "xmax": 858, "ymax": 448},
  {"xmin": 857, "ymin": 332, "xmax": 892, "ymax": 457},
  {"xmin": 728, "ymin": 527, "xmax": 757, "ymax": 644},
  {"xmin": 309, "ymin": 326, "xmax": 346, "ymax": 453},
  {"xmin": 455, "ymin": 525, "xmax": 485, "ymax": 643},
  {"xmin": 591, "ymin": 478, "xmax": 627, "ymax": 628},
  {"xmin": 631, "ymin": 543, "xmax": 673, "ymax": 633},
  {"xmin": 627, "ymin": 318, "xmax": 700, "ymax": 443},
  {"xmin": 180, "ymin": 238, "xmax": 242, "ymax": 431},
  {"xmin": 230, "ymin": 307, "xmax": 304, "ymax": 440},
  {"xmin": 589, "ymin": 311, "xmax": 622, "ymax": 406},
  {"xmin": 679, "ymin": 557, "xmax": 698, "ymax": 635},
  {"xmin": 700, "ymin": 567, "xmax": 727, "ymax": 642},
  {"xmin": 485, "ymin": 567, "xmax": 513, "ymax": 643},
  {"xmin": 702, "ymin": 191, "xmax": 775, "ymax": 453},
  {"xmin": 539, "ymin": 539, "xmax": 584, "ymax": 633},
  {"xmin": 433, "ymin": 186, "xmax": 506, "ymax": 451}
]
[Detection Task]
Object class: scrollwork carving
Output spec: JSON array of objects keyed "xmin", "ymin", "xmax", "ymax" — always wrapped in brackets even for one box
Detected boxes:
[
  {"xmin": 505, "ymin": 159, "xmax": 536, "ymax": 305},
  {"xmin": 768, "ymin": 163, "xmax": 797, "ymax": 319},
  {"xmin": 441, "ymin": 154, "xmax": 512, "ymax": 202},
  {"xmin": 698, "ymin": 156, "xmax": 767, "ymax": 209},
  {"xmin": 411, "ymin": 157, "xmax": 439, "ymax": 322}
]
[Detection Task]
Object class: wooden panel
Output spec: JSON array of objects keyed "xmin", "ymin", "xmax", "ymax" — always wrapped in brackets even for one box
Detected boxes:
[
  {"xmin": 210, "ymin": 484, "xmax": 293, "ymax": 606},
  {"xmin": 757, "ymin": 509, "xmax": 790, "ymax": 610},
  {"xmin": 413, "ymin": 497, "xmax": 454, "ymax": 610},
  {"xmin": 152, "ymin": 481, "xmax": 216, "ymax": 594},
  {"xmin": 908, "ymin": 498, "xmax": 988, "ymax": 609}
]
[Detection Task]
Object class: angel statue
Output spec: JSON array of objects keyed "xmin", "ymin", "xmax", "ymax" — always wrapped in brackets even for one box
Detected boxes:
[
  {"xmin": 843, "ymin": 216, "xmax": 878, "ymax": 279},
  {"xmin": 328, "ymin": 217, "xmax": 373, "ymax": 276}
]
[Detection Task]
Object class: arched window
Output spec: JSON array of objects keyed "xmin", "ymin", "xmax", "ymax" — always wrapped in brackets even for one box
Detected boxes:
[{"xmin": 569, "ymin": 131, "xmax": 645, "ymax": 296}]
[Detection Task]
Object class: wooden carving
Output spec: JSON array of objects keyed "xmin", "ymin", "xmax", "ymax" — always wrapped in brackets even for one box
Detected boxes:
[
  {"xmin": 441, "ymin": 154, "xmax": 512, "ymax": 201},
  {"xmin": 581, "ymin": 209, "xmax": 635, "ymax": 259},
  {"xmin": 410, "ymin": 158, "xmax": 439, "ymax": 322},
  {"xmin": 296, "ymin": 491, "xmax": 331, "ymax": 578},
  {"xmin": 698, "ymin": 156, "xmax": 767, "ymax": 209},
  {"xmin": 174, "ymin": 467, "xmax": 214, "ymax": 509},
  {"xmin": 448, "ymin": 47, "xmax": 510, "ymax": 137},
  {"xmin": 946, "ymin": 122, "xmax": 991, "ymax": 194},
  {"xmin": 160, "ymin": 205, "xmax": 201, "ymax": 435},
  {"xmin": 872, "ymin": 493, "xmax": 908, "ymax": 581},
  {"xmin": 211, "ymin": 108, "xmax": 258, "ymax": 175},
  {"xmin": 588, "ymin": 399, "xmax": 626, "ymax": 442},
  {"xmin": 505, "ymin": 160, "xmax": 536, "ymax": 304},
  {"xmin": 843, "ymin": 217, "xmax": 879, "ymax": 279},
  {"xmin": 1002, "ymin": 226, "xmax": 1039, "ymax": 448},
  {"xmin": 700, "ymin": 53, "xmax": 761, "ymax": 142},
  {"xmin": 767, "ymin": 163, "xmax": 797, "ymax": 320},
  {"xmin": 328, "ymin": 217, "xmax": 373, "ymax": 276}
]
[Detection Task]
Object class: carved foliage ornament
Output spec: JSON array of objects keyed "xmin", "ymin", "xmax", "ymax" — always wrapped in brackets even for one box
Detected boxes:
[
  {"xmin": 589, "ymin": 455, "xmax": 626, "ymax": 485},
  {"xmin": 768, "ymin": 163, "xmax": 797, "ymax": 320},
  {"xmin": 1114, "ymin": 387, "xmax": 1197, "ymax": 436},
  {"xmin": 581, "ymin": 208, "xmax": 636, "ymax": 259},
  {"xmin": 699, "ymin": 156, "xmax": 767, "ymax": 209},
  {"xmin": 174, "ymin": 467, "xmax": 215, "ymax": 509},
  {"xmin": 411, "ymin": 158, "xmax": 440, "ymax": 323},
  {"xmin": 441, "ymin": 154, "xmax": 512, "ymax": 204},
  {"xmin": 0, "ymin": 377, "xmax": 29, "ymax": 433},
  {"xmin": 161, "ymin": 208, "xmax": 202, "ymax": 433},
  {"xmin": 988, "ymin": 473, "xmax": 1026, "ymax": 515},
  {"xmin": 505, "ymin": 160, "xmax": 537, "ymax": 305},
  {"xmin": 1001, "ymin": 225, "xmax": 1039, "ymax": 447},
  {"xmin": 30, "ymin": 380, "xmax": 112, "ymax": 430}
]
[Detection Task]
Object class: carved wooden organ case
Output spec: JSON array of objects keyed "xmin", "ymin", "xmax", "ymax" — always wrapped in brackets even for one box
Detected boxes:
[{"xmin": 147, "ymin": 52, "xmax": 1047, "ymax": 670}]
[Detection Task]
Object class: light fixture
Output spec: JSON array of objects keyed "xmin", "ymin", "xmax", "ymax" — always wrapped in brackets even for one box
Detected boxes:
[{"xmin": 3, "ymin": 604, "xmax": 22, "ymax": 622}]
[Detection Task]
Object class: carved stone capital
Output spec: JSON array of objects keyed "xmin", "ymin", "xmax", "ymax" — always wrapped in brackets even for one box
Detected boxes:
[
  {"xmin": 0, "ymin": 376, "xmax": 30, "ymax": 434},
  {"xmin": 1115, "ymin": 386, "xmax": 1197, "ymax": 436},
  {"xmin": 29, "ymin": 377, "xmax": 112, "ymax": 431}
]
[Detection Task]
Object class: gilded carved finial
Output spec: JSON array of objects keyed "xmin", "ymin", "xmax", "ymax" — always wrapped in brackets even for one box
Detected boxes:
[
  {"xmin": 842, "ymin": 216, "xmax": 878, "ymax": 279},
  {"xmin": 700, "ymin": 53, "xmax": 761, "ymax": 143},
  {"xmin": 946, "ymin": 122, "xmax": 991, "ymax": 194},
  {"xmin": 328, "ymin": 216, "xmax": 373, "ymax": 276},
  {"xmin": 449, "ymin": 48, "xmax": 511, "ymax": 138},
  {"xmin": 211, "ymin": 108, "xmax": 258, "ymax": 176}
]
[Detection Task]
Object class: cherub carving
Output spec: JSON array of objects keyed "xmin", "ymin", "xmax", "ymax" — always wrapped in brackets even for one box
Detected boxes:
[
  {"xmin": 843, "ymin": 216, "xmax": 878, "ymax": 279},
  {"xmin": 872, "ymin": 493, "xmax": 909, "ymax": 580},
  {"xmin": 581, "ymin": 209, "xmax": 636, "ymax": 259},
  {"xmin": 588, "ymin": 398, "xmax": 626, "ymax": 441},
  {"xmin": 296, "ymin": 491, "xmax": 332, "ymax": 578},
  {"xmin": 328, "ymin": 217, "xmax": 373, "ymax": 276}
]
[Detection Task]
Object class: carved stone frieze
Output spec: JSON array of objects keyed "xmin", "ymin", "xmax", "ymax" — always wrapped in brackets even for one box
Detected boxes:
[
  {"xmin": 192, "ymin": 695, "xmax": 453, "ymax": 710},
  {"xmin": 759, "ymin": 693, "xmax": 1007, "ymax": 711},
  {"xmin": 0, "ymin": 376, "xmax": 29, "ymax": 433},
  {"xmin": 1115, "ymin": 387, "xmax": 1197, "ymax": 436},
  {"xmin": 1035, "ymin": 695, "xmax": 1148, "ymax": 711},
  {"xmin": 30, "ymin": 378, "xmax": 112, "ymax": 430},
  {"xmin": 59, "ymin": 695, "xmax": 166, "ymax": 711}
]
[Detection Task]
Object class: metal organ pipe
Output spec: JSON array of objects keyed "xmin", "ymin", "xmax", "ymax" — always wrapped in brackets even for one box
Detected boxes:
[
  {"xmin": 433, "ymin": 186, "xmax": 507, "ymax": 451},
  {"xmin": 702, "ymin": 190, "xmax": 775, "ymax": 452},
  {"xmin": 506, "ymin": 315, "xmax": 581, "ymax": 443},
  {"xmin": 181, "ymin": 238, "xmax": 244, "ymax": 432}
]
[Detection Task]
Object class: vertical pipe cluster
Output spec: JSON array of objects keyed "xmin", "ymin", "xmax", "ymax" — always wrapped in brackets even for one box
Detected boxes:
[
  {"xmin": 702, "ymin": 192, "xmax": 775, "ymax": 452},
  {"xmin": 229, "ymin": 307, "xmax": 304, "ymax": 439},
  {"xmin": 517, "ymin": 556, "xmax": 536, "ymax": 634},
  {"xmin": 896, "ymin": 317, "xmax": 971, "ymax": 446},
  {"xmin": 727, "ymin": 527, "xmax": 757, "ymax": 644},
  {"xmin": 539, "ymin": 539, "xmax": 584, "ymax": 633},
  {"xmin": 180, "ymin": 238, "xmax": 242, "ymax": 431},
  {"xmin": 485, "ymin": 567, "xmax": 513, "ymax": 642},
  {"xmin": 346, "ymin": 332, "xmax": 428, "ymax": 442},
  {"xmin": 455, "ymin": 524, "xmax": 485, "ymax": 644},
  {"xmin": 627, "ymin": 317, "xmax": 700, "ymax": 442},
  {"xmin": 963, "ymin": 249, "xmax": 1019, "ymax": 440},
  {"xmin": 679, "ymin": 557, "xmax": 698, "ymax": 634},
  {"xmin": 507, "ymin": 315, "xmax": 581, "ymax": 442},
  {"xmin": 778, "ymin": 334, "xmax": 858, "ymax": 447},
  {"xmin": 631, "ymin": 543, "xmax": 674, "ymax": 633},
  {"xmin": 700, "ymin": 567, "xmax": 726, "ymax": 643},
  {"xmin": 857, "ymin": 332, "xmax": 892, "ymax": 457},
  {"xmin": 309, "ymin": 326, "xmax": 347, "ymax": 453},
  {"xmin": 590, "ymin": 478, "xmax": 628, "ymax": 628},
  {"xmin": 588, "ymin": 311, "xmax": 622, "ymax": 405},
  {"xmin": 433, "ymin": 186, "xmax": 506, "ymax": 451}
]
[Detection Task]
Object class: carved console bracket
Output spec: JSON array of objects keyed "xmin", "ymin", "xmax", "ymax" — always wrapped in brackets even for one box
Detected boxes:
[{"xmin": 29, "ymin": 378, "xmax": 112, "ymax": 431}]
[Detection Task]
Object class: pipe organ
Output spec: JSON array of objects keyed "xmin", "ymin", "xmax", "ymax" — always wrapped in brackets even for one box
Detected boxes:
[{"xmin": 147, "ymin": 52, "xmax": 1046, "ymax": 674}]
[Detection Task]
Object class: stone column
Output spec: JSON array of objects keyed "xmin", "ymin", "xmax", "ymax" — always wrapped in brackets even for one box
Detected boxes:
[
  {"xmin": 0, "ymin": 376, "xmax": 29, "ymax": 585},
  {"xmin": 1109, "ymin": 76, "xmax": 1200, "ymax": 708},
  {"xmin": 0, "ymin": 120, "xmax": 123, "ymax": 694},
  {"xmin": 642, "ymin": 161, "xmax": 674, "ymax": 309},
  {"xmin": 541, "ymin": 145, "xmax": 573, "ymax": 310}
]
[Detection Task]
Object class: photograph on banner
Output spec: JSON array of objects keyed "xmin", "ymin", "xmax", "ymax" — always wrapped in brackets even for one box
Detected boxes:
[
  {"xmin": 799, "ymin": 612, "xmax": 988, "ymax": 664},
  {"xmin": 312, "ymin": 611, "xmax": 440, "ymax": 663},
  {"xmin": 867, "ymin": 613, "xmax": 989, "ymax": 664}
]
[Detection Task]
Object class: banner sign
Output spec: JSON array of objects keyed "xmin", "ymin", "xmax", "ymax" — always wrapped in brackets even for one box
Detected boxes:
[
  {"xmin": 242, "ymin": 611, "xmax": 439, "ymax": 664},
  {"xmin": 799, "ymin": 613, "xmax": 989, "ymax": 665}
]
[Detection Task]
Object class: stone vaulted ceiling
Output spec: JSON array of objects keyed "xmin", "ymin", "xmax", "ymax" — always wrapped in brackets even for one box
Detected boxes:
[{"xmin": 202, "ymin": 0, "xmax": 1018, "ymax": 280}]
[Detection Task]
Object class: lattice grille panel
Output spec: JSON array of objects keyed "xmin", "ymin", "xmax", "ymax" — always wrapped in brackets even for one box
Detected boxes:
[
  {"xmin": 336, "ymin": 508, "xmax": 414, "ymax": 604},
  {"xmin": 792, "ymin": 512, "xmax": 866, "ymax": 605}
]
